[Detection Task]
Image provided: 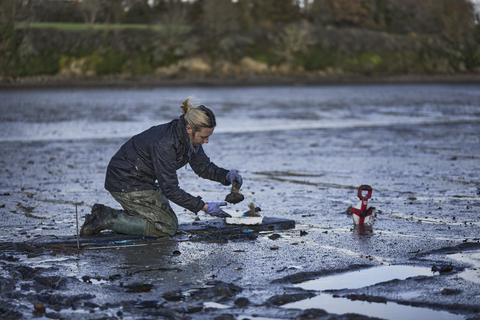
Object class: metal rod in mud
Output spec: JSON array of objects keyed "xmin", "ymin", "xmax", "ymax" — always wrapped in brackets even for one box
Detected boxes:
[{"xmin": 75, "ymin": 204, "xmax": 79, "ymax": 250}]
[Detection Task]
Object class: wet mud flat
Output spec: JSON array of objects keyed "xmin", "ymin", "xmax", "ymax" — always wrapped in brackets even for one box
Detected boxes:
[
  {"xmin": 1, "ymin": 227, "xmax": 480, "ymax": 320},
  {"xmin": 1, "ymin": 84, "xmax": 480, "ymax": 319}
]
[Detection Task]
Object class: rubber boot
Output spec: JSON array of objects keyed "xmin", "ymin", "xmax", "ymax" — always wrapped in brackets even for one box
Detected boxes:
[
  {"xmin": 110, "ymin": 211, "xmax": 148, "ymax": 236},
  {"xmin": 80, "ymin": 204, "xmax": 117, "ymax": 237}
]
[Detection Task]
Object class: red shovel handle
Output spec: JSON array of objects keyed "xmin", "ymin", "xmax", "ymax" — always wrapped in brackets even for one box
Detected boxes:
[{"xmin": 357, "ymin": 185, "xmax": 372, "ymax": 200}]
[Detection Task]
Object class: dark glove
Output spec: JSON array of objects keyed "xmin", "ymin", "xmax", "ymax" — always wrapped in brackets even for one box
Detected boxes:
[
  {"xmin": 226, "ymin": 171, "xmax": 243, "ymax": 188},
  {"xmin": 205, "ymin": 202, "xmax": 231, "ymax": 218}
]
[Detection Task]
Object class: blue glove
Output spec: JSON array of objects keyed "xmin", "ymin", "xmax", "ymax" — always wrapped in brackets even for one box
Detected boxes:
[
  {"xmin": 205, "ymin": 202, "xmax": 231, "ymax": 218},
  {"xmin": 226, "ymin": 171, "xmax": 243, "ymax": 188}
]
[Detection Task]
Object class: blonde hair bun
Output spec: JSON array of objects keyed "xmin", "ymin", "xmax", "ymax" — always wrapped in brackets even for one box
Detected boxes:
[
  {"xmin": 180, "ymin": 96, "xmax": 217, "ymax": 132},
  {"xmin": 181, "ymin": 96, "xmax": 193, "ymax": 115}
]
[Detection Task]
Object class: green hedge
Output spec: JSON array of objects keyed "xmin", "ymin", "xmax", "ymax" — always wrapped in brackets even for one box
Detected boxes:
[{"xmin": 2, "ymin": 24, "xmax": 479, "ymax": 78}]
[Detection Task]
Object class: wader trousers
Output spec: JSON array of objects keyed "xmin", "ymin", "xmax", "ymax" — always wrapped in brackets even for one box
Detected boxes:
[{"xmin": 108, "ymin": 189, "xmax": 178, "ymax": 237}]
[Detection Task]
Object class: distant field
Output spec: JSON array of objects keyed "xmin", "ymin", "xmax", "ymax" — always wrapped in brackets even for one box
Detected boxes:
[{"xmin": 14, "ymin": 22, "xmax": 173, "ymax": 32}]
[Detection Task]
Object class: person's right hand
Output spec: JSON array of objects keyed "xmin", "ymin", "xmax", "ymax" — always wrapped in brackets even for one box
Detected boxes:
[
  {"xmin": 205, "ymin": 202, "xmax": 231, "ymax": 218},
  {"xmin": 226, "ymin": 171, "xmax": 243, "ymax": 188}
]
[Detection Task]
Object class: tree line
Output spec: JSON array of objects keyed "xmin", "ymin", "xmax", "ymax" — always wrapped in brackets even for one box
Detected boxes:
[
  {"xmin": 6, "ymin": 0, "xmax": 479, "ymax": 35},
  {"xmin": 1, "ymin": 0, "xmax": 479, "ymax": 79}
]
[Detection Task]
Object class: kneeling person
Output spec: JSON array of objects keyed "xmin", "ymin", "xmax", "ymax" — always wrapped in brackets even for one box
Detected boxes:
[{"xmin": 80, "ymin": 97, "xmax": 242, "ymax": 237}]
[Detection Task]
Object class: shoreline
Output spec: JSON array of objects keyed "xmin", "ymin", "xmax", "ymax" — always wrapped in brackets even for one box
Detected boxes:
[{"xmin": 2, "ymin": 73, "xmax": 480, "ymax": 89}]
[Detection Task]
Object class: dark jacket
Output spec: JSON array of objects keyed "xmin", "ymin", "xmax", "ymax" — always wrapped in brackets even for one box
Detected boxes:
[{"xmin": 105, "ymin": 116, "xmax": 230, "ymax": 213}]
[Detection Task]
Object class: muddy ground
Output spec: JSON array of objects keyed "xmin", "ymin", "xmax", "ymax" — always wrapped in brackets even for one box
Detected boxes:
[{"xmin": 1, "ymin": 84, "xmax": 480, "ymax": 320}]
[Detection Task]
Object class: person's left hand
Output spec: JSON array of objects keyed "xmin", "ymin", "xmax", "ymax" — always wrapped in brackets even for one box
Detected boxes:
[
  {"xmin": 226, "ymin": 171, "xmax": 243, "ymax": 188},
  {"xmin": 205, "ymin": 202, "xmax": 231, "ymax": 218}
]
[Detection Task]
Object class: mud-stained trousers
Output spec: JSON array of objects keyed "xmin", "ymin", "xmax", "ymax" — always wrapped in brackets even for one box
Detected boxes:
[{"xmin": 107, "ymin": 189, "xmax": 178, "ymax": 237}]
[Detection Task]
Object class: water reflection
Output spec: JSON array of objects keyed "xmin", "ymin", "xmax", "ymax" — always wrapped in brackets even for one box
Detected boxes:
[
  {"xmin": 286, "ymin": 265, "xmax": 463, "ymax": 320},
  {"xmin": 352, "ymin": 224, "xmax": 374, "ymax": 236},
  {"xmin": 447, "ymin": 250, "xmax": 480, "ymax": 284},
  {"xmin": 283, "ymin": 293, "xmax": 464, "ymax": 320},
  {"xmin": 294, "ymin": 265, "xmax": 433, "ymax": 291}
]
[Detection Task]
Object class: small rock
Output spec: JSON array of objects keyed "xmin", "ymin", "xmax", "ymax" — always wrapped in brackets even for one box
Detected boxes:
[
  {"xmin": 266, "ymin": 292, "xmax": 315, "ymax": 306},
  {"xmin": 109, "ymin": 274, "xmax": 122, "ymax": 281},
  {"xmin": 83, "ymin": 301, "xmax": 99, "ymax": 308},
  {"xmin": 34, "ymin": 302, "xmax": 45, "ymax": 314},
  {"xmin": 442, "ymin": 288, "xmax": 460, "ymax": 295},
  {"xmin": 124, "ymin": 283, "xmax": 153, "ymax": 293},
  {"xmin": 0, "ymin": 277, "xmax": 15, "ymax": 292},
  {"xmin": 214, "ymin": 314, "xmax": 235, "ymax": 320},
  {"xmin": 299, "ymin": 309, "xmax": 328, "ymax": 319},
  {"xmin": 234, "ymin": 297, "xmax": 249, "ymax": 307},
  {"xmin": 268, "ymin": 234, "xmax": 281, "ymax": 240},
  {"xmin": 34, "ymin": 276, "xmax": 67, "ymax": 290},
  {"xmin": 137, "ymin": 300, "xmax": 163, "ymax": 308},
  {"xmin": 213, "ymin": 282, "xmax": 242, "ymax": 297},
  {"xmin": 163, "ymin": 290, "xmax": 184, "ymax": 301}
]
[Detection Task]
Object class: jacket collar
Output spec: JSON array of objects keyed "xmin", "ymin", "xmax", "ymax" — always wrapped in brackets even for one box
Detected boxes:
[
  {"xmin": 178, "ymin": 115, "xmax": 200, "ymax": 155},
  {"xmin": 177, "ymin": 116, "xmax": 188, "ymax": 145}
]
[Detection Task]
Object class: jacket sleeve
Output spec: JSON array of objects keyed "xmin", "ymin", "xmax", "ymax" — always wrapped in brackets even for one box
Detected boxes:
[
  {"xmin": 189, "ymin": 147, "xmax": 230, "ymax": 185},
  {"xmin": 152, "ymin": 140, "xmax": 205, "ymax": 213}
]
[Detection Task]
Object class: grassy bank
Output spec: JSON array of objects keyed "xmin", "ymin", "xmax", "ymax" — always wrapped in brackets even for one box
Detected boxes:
[
  {"xmin": 14, "ymin": 22, "xmax": 180, "ymax": 32},
  {"xmin": 2, "ymin": 21, "xmax": 480, "ymax": 80}
]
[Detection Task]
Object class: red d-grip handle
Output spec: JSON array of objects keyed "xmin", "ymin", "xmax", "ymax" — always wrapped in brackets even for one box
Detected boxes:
[{"xmin": 357, "ymin": 185, "xmax": 372, "ymax": 200}]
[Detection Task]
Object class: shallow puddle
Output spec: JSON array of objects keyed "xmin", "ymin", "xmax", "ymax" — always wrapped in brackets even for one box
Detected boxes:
[
  {"xmin": 447, "ymin": 250, "xmax": 480, "ymax": 284},
  {"xmin": 284, "ymin": 265, "xmax": 465, "ymax": 320},
  {"xmin": 204, "ymin": 302, "xmax": 230, "ymax": 309},
  {"xmin": 236, "ymin": 315, "xmax": 284, "ymax": 320},
  {"xmin": 21, "ymin": 256, "xmax": 76, "ymax": 269},
  {"xmin": 294, "ymin": 265, "xmax": 433, "ymax": 291},
  {"xmin": 283, "ymin": 293, "xmax": 464, "ymax": 320}
]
